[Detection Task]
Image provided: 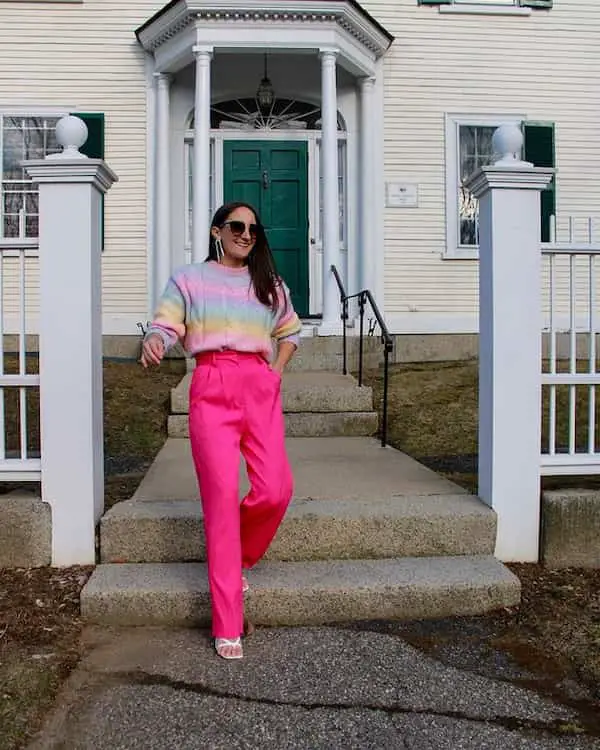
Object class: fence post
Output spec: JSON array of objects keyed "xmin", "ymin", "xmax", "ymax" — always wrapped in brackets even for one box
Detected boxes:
[
  {"xmin": 25, "ymin": 116, "xmax": 118, "ymax": 566},
  {"xmin": 464, "ymin": 123, "xmax": 553, "ymax": 562}
]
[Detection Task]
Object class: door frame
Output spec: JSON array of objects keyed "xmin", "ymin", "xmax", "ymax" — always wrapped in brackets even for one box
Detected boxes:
[
  {"xmin": 184, "ymin": 128, "xmax": 350, "ymax": 316},
  {"xmin": 222, "ymin": 138, "xmax": 310, "ymax": 316}
]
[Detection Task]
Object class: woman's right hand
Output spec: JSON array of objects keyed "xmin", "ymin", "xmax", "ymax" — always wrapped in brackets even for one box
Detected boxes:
[{"xmin": 140, "ymin": 333, "xmax": 165, "ymax": 368}]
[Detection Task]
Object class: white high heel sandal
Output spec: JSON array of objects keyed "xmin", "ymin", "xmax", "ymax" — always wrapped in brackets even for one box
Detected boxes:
[{"xmin": 215, "ymin": 637, "xmax": 243, "ymax": 660}]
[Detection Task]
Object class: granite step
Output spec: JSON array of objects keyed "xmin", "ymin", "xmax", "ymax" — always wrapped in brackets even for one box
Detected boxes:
[
  {"xmin": 168, "ymin": 411, "xmax": 379, "ymax": 438},
  {"xmin": 100, "ymin": 493, "xmax": 496, "ymax": 564},
  {"xmin": 171, "ymin": 371, "xmax": 376, "ymax": 414},
  {"xmin": 81, "ymin": 556, "xmax": 521, "ymax": 627}
]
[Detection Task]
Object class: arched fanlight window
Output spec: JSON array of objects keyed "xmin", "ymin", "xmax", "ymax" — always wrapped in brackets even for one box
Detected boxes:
[{"xmin": 188, "ymin": 98, "xmax": 346, "ymax": 131}]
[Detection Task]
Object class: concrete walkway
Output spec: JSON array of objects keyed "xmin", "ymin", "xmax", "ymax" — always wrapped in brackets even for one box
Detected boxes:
[{"xmin": 29, "ymin": 624, "xmax": 600, "ymax": 749}]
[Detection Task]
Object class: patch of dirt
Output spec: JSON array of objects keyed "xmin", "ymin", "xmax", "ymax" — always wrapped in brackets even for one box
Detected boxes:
[
  {"xmin": 0, "ymin": 357, "xmax": 185, "ymax": 749},
  {"xmin": 504, "ymin": 565, "xmax": 600, "ymax": 695},
  {"xmin": 363, "ymin": 361, "xmax": 600, "ymax": 700},
  {"xmin": 0, "ymin": 567, "xmax": 92, "ymax": 750}
]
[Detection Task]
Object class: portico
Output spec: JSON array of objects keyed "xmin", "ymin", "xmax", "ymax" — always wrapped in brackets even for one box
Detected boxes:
[{"xmin": 136, "ymin": 1, "xmax": 393, "ymax": 330}]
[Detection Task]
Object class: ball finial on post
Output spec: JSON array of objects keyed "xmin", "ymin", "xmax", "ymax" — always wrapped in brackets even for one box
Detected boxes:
[
  {"xmin": 54, "ymin": 115, "xmax": 89, "ymax": 159},
  {"xmin": 492, "ymin": 123, "xmax": 526, "ymax": 165}
]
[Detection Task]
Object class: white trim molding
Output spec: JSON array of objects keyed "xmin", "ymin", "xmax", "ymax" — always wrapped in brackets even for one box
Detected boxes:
[
  {"xmin": 440, "ymin": 4, "xmax": 531, "ymax": 16},
  {"xmin": 136, "ymin": 1, "xmax": 393, "ymax": 76},
  {"xmin": 444, "ymin": 113, "xmax": 526, "ymax": 260}
]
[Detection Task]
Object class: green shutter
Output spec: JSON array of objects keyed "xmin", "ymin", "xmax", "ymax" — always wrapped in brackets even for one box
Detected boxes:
[
  {"xmin": 521, "ymin": 0, "xmax": 552, "ymax": 8},
  {"xmin": 71, "ymin": 112, "xmax": 105, "ymax": 250},
  {"xmin": 523, "ymin": 122, "xmax": 555, "ymax": 243}
]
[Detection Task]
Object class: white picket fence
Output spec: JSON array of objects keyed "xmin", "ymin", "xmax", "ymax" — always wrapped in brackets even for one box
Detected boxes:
[
  {"xmin": 541, "ymin": 218, "xmax": 600, "ymax": 475},
  {"xmin": 0, "ymin": 234, "xmax": 41, "ymax": 481}
]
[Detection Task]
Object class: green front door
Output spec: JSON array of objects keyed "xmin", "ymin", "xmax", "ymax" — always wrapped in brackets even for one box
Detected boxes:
[{"xmin": 223, "ymin": 141, "xmax": 309, "ymax": 317}]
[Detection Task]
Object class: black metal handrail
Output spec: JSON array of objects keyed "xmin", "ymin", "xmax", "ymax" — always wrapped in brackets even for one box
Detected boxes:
[{"xmin": 331, "ymin": 265, "xmax": 393, "ymax": 447}]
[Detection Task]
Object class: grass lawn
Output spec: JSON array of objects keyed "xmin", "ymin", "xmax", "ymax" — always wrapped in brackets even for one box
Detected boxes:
[
  {"xmin": 365, "ymin": 359, "xmax": 600, "ymax": 494},
  {"xmin": 0, "ymin": 356, "xmax": 599, "ymax": 748}
]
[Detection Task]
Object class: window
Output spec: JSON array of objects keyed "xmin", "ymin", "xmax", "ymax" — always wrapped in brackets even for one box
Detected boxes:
[
  {"xmin": 445, "ymin": 115, "xmax": 555, "ymax": 258},
  {"xmin": 185, "ymin": 138, "xmax": 216, "ymax": 258},
  {"xmin": 318, "ymin": 140, "xmax": 347, "ymax": 250},
  {"xmin": 0, "ymin": 112, "xmax": 104, "ymax": 241},
  {"xmin": 1, "ymin": 116, "xmax": 60, "ymax": 238}
]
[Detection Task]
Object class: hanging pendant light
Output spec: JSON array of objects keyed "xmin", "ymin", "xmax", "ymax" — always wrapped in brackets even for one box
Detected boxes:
[{"xmin": 256, "ymin": 53, "xmax": 275, "ymax": 112}]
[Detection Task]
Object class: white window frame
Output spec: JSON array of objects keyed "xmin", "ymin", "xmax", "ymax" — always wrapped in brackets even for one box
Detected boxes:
[
  {"xmin": 444, "ymin": 113, "xmax": 526, "ymax": 259},
  {"xmin": 453, "ymin": 0, "xmax": 517, "ymax": 4},
  {"xmin": 439, "ymin": 1, "xmax": 532, "ymax": 16},
  {"xmin": 0, "ymin": 109, "xmax": 67, "ymax": 240}
]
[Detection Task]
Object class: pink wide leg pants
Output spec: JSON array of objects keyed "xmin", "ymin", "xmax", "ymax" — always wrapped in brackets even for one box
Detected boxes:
[{"xmin": 189, "ymin": 350, "xmax": 293, "ymax": 638}]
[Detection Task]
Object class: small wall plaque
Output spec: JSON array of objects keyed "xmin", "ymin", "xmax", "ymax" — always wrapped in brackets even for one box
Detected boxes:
[{"xmin": 386, "ymin": 182, "xmax": 418, "ymax": 208}]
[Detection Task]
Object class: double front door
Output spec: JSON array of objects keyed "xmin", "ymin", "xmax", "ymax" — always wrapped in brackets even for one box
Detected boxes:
[{"xmin": 223, "ymin": 141, "xmax": 309, "ymax": 317}]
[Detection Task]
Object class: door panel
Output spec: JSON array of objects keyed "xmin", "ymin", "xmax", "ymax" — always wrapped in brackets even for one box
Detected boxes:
[{"xmin": 223, "ymin": 140, "xmax": 309, "ymax": 317}]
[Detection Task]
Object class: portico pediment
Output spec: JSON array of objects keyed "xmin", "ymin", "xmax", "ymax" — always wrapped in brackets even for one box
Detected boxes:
[{"xmin": 136, "ymin": 0, "xmax": 393, "ymax": 75}]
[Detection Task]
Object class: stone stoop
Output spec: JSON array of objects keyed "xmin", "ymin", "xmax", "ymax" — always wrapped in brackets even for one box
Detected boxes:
[
  {"xmin": 82, "ymin": 437, "xmax": 521, "ymax": 626},
  {"xmin": 168, "ymin": 371, "xmax": 379, "ymax": 439},
  {"xmin": 183, "ymin": 335, "xmax": 384, "ymax": 374}
]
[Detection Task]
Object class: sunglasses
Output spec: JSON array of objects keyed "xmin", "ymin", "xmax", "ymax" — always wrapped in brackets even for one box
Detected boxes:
[{"xmin": 222, "ymin": 220, "xmax": 260, "ymax": 239}]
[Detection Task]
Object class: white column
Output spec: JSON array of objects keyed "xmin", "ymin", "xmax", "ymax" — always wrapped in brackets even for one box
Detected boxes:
[
  {"xmin": 465, "ymin": 124, "xmax": 553, "ymax": 563},
  {"xmin": 154, "ymin": 72, "xmax": 171, "ymax": 308},
  {"xmin": 320, "ymin": 49, "xmax": 341, "ymax": 329},
  {"xmin": 25, "ymin": 116, "xmax": 118, "ymax": 566},
  {"xmin": 359, "ymin": 76, "xmax": 376, "ymax": 295},
  {"xmin": 192, "ymin": 46, "xmax": 212, "ymax": 264}
]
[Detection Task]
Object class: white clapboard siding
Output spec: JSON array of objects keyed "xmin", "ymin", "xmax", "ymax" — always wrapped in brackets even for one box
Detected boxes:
[
  {"xmin": 1, "ymin": 1, "xmax": 599, "ymax": 334},
  {"xmin": 0, "ymin": 1, "xmax": 159, "ymax": 334},
  {"xmin": 1, "ymin": 255, "xmax": 39, "ymax": 334},
  {"xmin": 363, "ymin": 0, "xmax": 600, "ymax": 326}
]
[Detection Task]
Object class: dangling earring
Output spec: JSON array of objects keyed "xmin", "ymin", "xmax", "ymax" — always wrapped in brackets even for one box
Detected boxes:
[{"xmin": 215, "ymin": 237, "xmax": 224, "ymax": 262}]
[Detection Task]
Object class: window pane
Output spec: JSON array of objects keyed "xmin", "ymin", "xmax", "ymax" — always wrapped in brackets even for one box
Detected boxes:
[
  {"xmin": 3, "ymin": 215, "xmax": 19, "ymax": 238},
  {"xmin": 318, "ymin": 139, "xmax": 347, "ymax": 247},
  {"xmin": 458, "ymin": 124, "xmax": 496, "ymax": 246},
  {"xmin": 338, "ymin": 140, "xmax": 347, "ymax": 247},
  {"xmin": 186, "ymin": 143, "xmax": 193, "ymax": 249},
  {"xmin": 185, "ymin": 139, "xmax": 215, "ymax": 252},
  {"xmin": 25, "ymin": 215, "xmax": 39, "ymax": 238},
  {"xmin": 1, "ymin": 116, "xmax": 59, "ymax": 239}
]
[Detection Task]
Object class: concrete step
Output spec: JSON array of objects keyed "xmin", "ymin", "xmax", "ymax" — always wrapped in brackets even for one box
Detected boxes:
[
  {"xmin": 168, "ymin": 411, "xmax": 379, "ymax": 438},
  {"xmin": 81, "ymin": 556, "xmax": 520, "ymax": 627},
  {"xmin": 184, "ymin": 336, "xmax": 383, "ymax": 373},
  {"xmin": 122, "ymin": 436, "xmax": 475, "ymax": 506},
  {"xmin": 100, "ymin": 493, "xmax": 496, "ymax": 564},
  {"xmin": 171, "ymin": 372, "xmax": 375, "ymax": 415}
]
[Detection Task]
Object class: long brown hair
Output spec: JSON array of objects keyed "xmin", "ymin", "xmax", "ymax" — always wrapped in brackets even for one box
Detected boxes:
[{"xmin": 207, "ymin": 202, "xmax": 283, "ymax": 313}]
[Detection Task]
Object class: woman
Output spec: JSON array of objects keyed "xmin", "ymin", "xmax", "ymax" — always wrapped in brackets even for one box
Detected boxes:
[{"xmin": 141, "ymin": 202, "xmax": 301, "ymax": 660}]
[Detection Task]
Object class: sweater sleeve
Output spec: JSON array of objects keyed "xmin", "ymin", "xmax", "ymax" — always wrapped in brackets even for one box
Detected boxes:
[
  {"xmin": 145, "ymin": 274, "xmax": 187, "ymax": 352},
  {"xmin": 272, "ymin": 282, "xmax": 302, "ymax": 348}
]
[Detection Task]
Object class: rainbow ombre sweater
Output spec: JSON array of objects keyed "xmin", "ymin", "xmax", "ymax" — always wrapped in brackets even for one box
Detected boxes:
[{"xmin": 146, "ymin": 261, "xmax": 302, "ymax": 359}]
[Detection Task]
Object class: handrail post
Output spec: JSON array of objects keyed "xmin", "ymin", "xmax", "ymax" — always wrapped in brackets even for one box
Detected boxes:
[
  {"xmin": 342, "ymin": 296, "xmax": 348, "ymax": 376},
  {"xmin": 358, "ymin": 292, "xmax": 365, "ymax": 386},
  {"xmin": 382, "ymin": 344, "xmax": 390, "ymax": 447}
]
